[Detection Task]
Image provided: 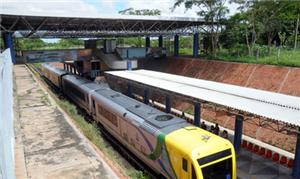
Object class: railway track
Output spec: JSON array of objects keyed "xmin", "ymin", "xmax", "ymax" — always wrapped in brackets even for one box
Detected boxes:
[{"xmin": 27, "ymin": 63, "xmax": 161, "ymax": 179}]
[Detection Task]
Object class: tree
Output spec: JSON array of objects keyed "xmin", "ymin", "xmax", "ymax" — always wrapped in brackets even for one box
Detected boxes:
[
  {"xmin": 173, "ymin": 0, "xmax": 229, "ymax": 56},
  {"xmin": 119, "ymin": 8, "xmax": 161, "ymax": 16}
]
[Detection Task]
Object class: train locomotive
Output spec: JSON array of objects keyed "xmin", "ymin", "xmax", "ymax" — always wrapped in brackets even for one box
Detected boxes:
[{"xmin": 41, "ymin": 63, "xmax": 237, "ymax": 179}]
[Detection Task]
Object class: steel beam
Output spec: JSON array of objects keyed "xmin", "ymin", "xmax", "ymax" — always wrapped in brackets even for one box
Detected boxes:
[
  {"xmin": 174, "ymin": 34, "xmax": 179, "ymax": 57},
  {"xmin": 3, "ymin": 33, "xmax": 16, "ymax": 64},
  {"xmin": 143, "ymin": 89, "xmax": 149, "ymax": 105},
  {"xmin": 292, "ymin": 128, "xmax": 300, "ymax": 178},
  {"xmin": 234, "ymin": 115, "xmax": 244, "ymax": 151},
  {"xmin": 159, "ymin": 35, "xmax": 163, "ymax": 48},
  {"xmin": 193, "ymin": 33, "xmax": 199, "ymax": 58},
  {"xmin": 165, "ymin": 96, "xmax": 171, "ymax": 113},
  {"xmin": 145, "ymin": 36, "xmax": 150, "ymax": 48},
  {"xmin": 194, "ymin": 103, "xmax": 201, "ymax": 127}
]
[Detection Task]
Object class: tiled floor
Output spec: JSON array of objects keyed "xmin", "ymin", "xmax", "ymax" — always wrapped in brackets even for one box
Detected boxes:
[{"xmin": 237, "ymin": 149, "xmax": 293, "ymax": 179}]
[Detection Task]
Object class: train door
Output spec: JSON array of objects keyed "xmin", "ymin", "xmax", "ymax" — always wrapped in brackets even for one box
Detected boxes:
[
  {"xmin": 91, "ymin": 98, "xmax": 96, "ymax": 116},
  {"xmin": 181, "ymin": 157, "xmax": 190, "ymax": 179}
]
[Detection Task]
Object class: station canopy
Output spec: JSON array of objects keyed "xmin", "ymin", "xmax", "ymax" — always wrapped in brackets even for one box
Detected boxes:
[
  {"xmin": 106, "ymin": 70, "xmax": 300, "ymax": 128},
  {"xmin": 1, "ymin": 12, "xmax": 206, "ymax": 38}
]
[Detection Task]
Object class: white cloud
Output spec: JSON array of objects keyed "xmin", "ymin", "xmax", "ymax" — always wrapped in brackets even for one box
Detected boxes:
[{"xmin": 2, "ymin": 0, "xmax": 101, "ymax": 17}]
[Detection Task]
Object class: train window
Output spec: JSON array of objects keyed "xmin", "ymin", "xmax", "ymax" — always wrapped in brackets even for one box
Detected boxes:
[
  {"xmin": 64, "ymin": 81, "xmax": 85, "ymax": 102},
  {"xmin": 191, "ymin": 164, "xmax": 196, "ymax": 179},
  {"xmin": 97, "ymin": 104, "xmax": 118, "ymax": 127},
  {"xmin": 182, "ymin": 158, "xmax": 188, "ymax": 172},
  {"xmin": 91, "ymin": 61, "xmax": 100, "ymax": 70},
  {"xmin": 92, "ymin": 100, "xmax": 95, "ymax": 110},
  {"xmin": 201, "ymin": 158, "xmax": 232, "ymax": 179}
]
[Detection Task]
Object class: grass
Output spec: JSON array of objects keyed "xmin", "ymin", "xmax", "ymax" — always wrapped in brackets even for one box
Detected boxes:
[
  {"xmin": 179, "ymin": 47, "xmax": 300, "ymax": 67},
  {"xmin": 31, "ymin": 63, "xmax": 149, "ymax": 179},
  {"xmin": 212, "ymin": 49, "xmax": 300, "ymax": 67}
]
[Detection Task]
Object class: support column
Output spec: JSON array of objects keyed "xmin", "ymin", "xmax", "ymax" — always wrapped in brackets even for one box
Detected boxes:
[
  {"xmin": 127, "ymin": 84, "xmax": 133, "ymax": 98},
  {"xmin": 292, "ymin": 128, "xmax": 300, "ymax": 178},
  {"xmin": 127, "ymin": 60, "xmax": 132, "ymax": 70},
  {"xmin": 174, "ymin": 34, "xmax": 179, "ymax": 57},
  {"xmin": 145, "ymin": 36, "xmax": 151, "ymax": 48},
  {"xmin": 165, "ymin": 96, "xmax": 171, "ymax": 113},
  {"xmin": 143, "ymin": 89, "xmax": 149, "ymax": 105},
  {"xmin": 3, "ymin": 33, "xmax": 16, "ymax": 64},
  {"xmin": 193, "ymin": 33, "xmax": 199, "ymax": 58},
  {"xmin": 158, "ymin": 35, "xmax": 163, "ymax": 48},
  {"xmin": 84, "ymin": 40, "xmax": 97, "ymax": 49},
  {"xmin": 63, "ymin": 63, "xmax": 66, "ymax": 70},
  {"xmin": 194, "ymin": 103, "xmax": 201, "ymax": 127},
  {"xmin": 234, "ymin": 115, "xmax": 244, "ymax": 151}
]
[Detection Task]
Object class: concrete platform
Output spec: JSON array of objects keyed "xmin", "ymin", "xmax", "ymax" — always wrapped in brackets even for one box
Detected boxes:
[{"xmin": 13, "ymin": 65, "xmax": 119, "ymax": 179}]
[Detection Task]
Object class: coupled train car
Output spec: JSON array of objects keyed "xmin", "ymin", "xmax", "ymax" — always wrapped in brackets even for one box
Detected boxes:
[{"xmin": 41, "ymin": 63, "xmax": 237, "ymax": 179}]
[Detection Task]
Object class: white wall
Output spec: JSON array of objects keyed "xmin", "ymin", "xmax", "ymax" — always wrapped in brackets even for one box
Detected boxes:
[{"xmin": 0, "ymin": 49, "xmax": 15, "ymax": 179}]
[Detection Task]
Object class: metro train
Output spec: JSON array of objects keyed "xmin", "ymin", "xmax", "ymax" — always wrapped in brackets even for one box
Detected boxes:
[{"xmin": 41, "ymin": 63, "xmax": 237, "ymax": 179}]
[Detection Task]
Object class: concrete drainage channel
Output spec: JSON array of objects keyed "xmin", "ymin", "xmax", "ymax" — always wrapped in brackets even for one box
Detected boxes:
[{"xmin": 14, "ymin": 64, "xmax": 123, "ymax": 179}]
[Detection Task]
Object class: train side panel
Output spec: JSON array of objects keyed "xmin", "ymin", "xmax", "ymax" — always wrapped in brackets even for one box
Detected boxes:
[
  {"xmin": 61, "ymin": 75, "xmax": 89, "ymax": 111},
  {"xmin": 91, "ymin": 91, "xmax": 174, "ymax": 177}
]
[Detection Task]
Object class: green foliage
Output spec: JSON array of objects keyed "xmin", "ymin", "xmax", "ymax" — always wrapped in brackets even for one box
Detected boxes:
[
  {"xmin": 15, "ymin": 38, "xmax": 84, "ymax": 51},
  {"xmin": 205, "ymin": 47, "xmax": 300, "ymax": 67},
  {"xmin": 119, "ymin": 8, "xmax": 161, "ymax": 16}
]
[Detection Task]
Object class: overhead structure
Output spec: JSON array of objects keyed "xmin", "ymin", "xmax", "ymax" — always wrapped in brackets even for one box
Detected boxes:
[
  {"xmin": 1, "ymin": 12, "xmax": 206, "ymax": 38},
  {"xmin": 106, "ymin": 69, "xmax": 300, "ymax": 126}
]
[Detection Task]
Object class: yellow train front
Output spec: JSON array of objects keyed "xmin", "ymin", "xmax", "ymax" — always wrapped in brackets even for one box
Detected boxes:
[
  {"xmin": 41, "ymin": 63, "xmax": 236, "ymax": 179},
  {"xmin": 165, "ymin": 126, "xmax": 236, "ymax": 179}
]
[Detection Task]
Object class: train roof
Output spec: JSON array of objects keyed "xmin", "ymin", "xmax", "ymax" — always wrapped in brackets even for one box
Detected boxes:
[
  {"xmin": 93, "ymin": 87, "xmax": 232, "ymax": 157},
  {"xmin": 166, "ymin": 126, "xmax": 233, "ymax": 160},
  {"xmin": 63, "ymin": 74, "xmax": 91, "ymax": 85},
  {"xmin": 94, "ymin": 88, "xmax": 189, "ymax": 133},
  {"xmin": 42, "ymin": 63, "xmax": 68, "ymax": 76}
]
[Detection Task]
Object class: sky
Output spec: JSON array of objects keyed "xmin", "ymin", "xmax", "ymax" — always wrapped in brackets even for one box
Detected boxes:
[
  {"xmin": 2, "ymin": 0, "xmax": 239, "ymax": 18},
  {"xmin": 2, "ymin": 0, "xmax": 239, "ymax": 43}
]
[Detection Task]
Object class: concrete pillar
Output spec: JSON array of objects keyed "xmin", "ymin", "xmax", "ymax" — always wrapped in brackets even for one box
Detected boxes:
[
  {"xmin": 145, "ymin": 36, "xmax": 151, "ymax": 48},
  {"xmin": 234, "ymin": 115, "xmax": 244, "ymax": 151},
  {"xmin": 174, "ymin": 34, "xmax": 179, "ymax": 57},
  {"xmin": 127, "ymin": 84, "xmax": 133, "ymax": 98},
  {"xmin": 193, "ymin": 33, "xmax": 199, "ymax": 58},
  {"xmin": 143, "ymin": 89, "xmax": 149, "ymax": 104},
  {"xmin": 84, "ymin": 40, "xmax": 97, "ymax": 49},
  {"xmin": 3, "ymin": 33, "xmax": 16, "ymax": 64},
  {"xmin": 159, "ymin": 35, "xmax": 163, "ymax": 48},
  {"xmin": 165, "ymin": 96, "xmax": 171, "ymax": 113},
  {"xmin": 194, "ymin": 103, "xmax": 201, "ymax": 127},
  {"xmin": 63, "ymin": 63, "xmax": 66, "ymax": 70},
  {"xmin": 292, "ymin": 128, "xmax": 300, "ymax": 178},
  {"xmin": 127, "ymin": 60, "xmax": 132, "ymax": 71}
]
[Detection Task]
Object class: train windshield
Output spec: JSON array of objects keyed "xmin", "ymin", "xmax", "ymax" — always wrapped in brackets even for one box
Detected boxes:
[
  {"xmin": 197, "ymin": 149, "xmax": 232, "ymax": 179},
  {"xmin": 200, "ymin": 158, "xmax": 232, "ymax": 179}
]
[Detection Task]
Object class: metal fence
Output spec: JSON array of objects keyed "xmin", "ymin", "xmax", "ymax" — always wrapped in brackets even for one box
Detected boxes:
[{"xmin": 0, "ymin": 49, "xmax": 15, "ymax": 179}]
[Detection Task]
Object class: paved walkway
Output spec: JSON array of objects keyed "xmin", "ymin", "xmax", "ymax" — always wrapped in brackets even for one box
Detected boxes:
[
  {"xmin": 14, "ymin": 65, "xmax": 119, "ymax": 179},
  {"xmin": 237, "ymin": 149, "xmax": 292, "ymax": 179}
]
